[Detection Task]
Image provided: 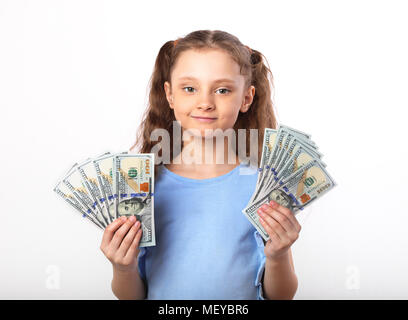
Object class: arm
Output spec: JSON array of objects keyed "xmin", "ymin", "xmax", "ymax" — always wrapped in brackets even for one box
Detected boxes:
[
  {"xmin": 112, "ymin": 265, "xmax": 146, "ymax": 300},
  {"xmin": 257, "ymin": 200, "xmax": 302, "ymax": 300},
  {"xmin": 262, "ymin": 248, "xmax": 298, "ymax": 300},
  {"xmin": 100, "ymin": 216, "xmax": 147, "ymax": 300}
]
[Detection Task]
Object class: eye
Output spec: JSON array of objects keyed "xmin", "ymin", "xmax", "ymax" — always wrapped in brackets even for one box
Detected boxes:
[
  {"xmin": 216, "ymin": 88, "xmax": 231, "ymax": 94},
  {"xmin": 125, "ymin": 206, "xmax": 129, "ymax": 211},
  {"xmin": 182, "ymin": 87, "xmax": 195, "ymax": 93},
  {"xmin": 182, "ymin": 87, "xmax": 231, "ymax": 94}
]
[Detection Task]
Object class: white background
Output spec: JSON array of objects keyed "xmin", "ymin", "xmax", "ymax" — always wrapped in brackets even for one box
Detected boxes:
[{"xmin": 1, "ymin": 0, "xmax": 407, "ymax": 299}]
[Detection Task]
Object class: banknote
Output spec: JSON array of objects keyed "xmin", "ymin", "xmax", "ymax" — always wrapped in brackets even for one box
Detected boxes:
[
  {"xmin": 113, "ymin": 153, "xmax": 156, "ymax": 247},
  {"xmin": 265, "ymin": 127, "xmax": 317, "ymax": 179},
  {"xmin": 77, "ymin": 153, "xmax": 113, "ymax": 224},
  {"xmin": 254, "ymin": 144, "xmax": 325, "ymax": 203},
  {"xmin": 251, "ymin": 136, "xmax": 323, "ymax": 204},
  {"xmin": 278, "ymin": 124, "xmax": 315, "ymax": 145},
  {"xmin": 243, "ymin": 158, "xmax": 336, "ymax": 241},
  {"xmin": 53, "ymin": 165, "xmax": 104, "ymax": 229},
  {"xmin": 243, "ymin": 124, "xmax": 336, "ymax": 242},
  {"xmin": 250, "ymin": 125, "xmax": 317, "ymax": 203},
  {"xmin": 273, "ymin": 136, "xmax": 321, "ymax": 174},
  {"xmin": 248, "ymin": 128, "xmax": 277, "ymax": 204},
  {"xmin": 92, "ymin": 152, "xmax": 117, "ymax": 221},
  {"xmin": 62, "ymin": 162, "xmax": 109, "ymax": 228}
]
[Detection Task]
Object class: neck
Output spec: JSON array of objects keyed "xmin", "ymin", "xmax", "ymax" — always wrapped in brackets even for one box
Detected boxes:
[{"xmin": 169, "ymin": 133, "xmax": 240, "ymax": 175}]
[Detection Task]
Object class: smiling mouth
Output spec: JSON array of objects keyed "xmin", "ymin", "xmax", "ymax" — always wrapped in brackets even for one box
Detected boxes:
[{"xmin": 191, "ymin": 116, "xmax": 217, "ymax": 120}]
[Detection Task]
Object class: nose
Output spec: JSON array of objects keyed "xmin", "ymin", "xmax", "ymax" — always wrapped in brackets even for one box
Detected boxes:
[
  {"xmin": 197, "ymin": 103, "xmax": 215, "ymax": 111},
  {"xmin": 196, "ymin": 90, "xmax": 215, "ymax": 111}
]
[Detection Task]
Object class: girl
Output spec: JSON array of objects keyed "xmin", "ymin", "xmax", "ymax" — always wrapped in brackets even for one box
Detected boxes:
[{"xmin": 99, "ymin": 29, "xmax": 301, "ymax": 300}]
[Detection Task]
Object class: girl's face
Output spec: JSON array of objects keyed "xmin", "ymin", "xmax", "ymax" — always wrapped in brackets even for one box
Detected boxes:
[{"xmin": 164, "ymin": 49, "xmax": 255, "ymax": 137}]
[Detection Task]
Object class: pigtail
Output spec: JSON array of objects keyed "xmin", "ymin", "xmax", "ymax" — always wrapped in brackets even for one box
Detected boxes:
[
  {"xmin": 234, "ymin": 47, "xmax": 278, "ymax": 166},
  {"xmin": 131, "ymin": 41, "xmax": 177, "ymax": 178}
]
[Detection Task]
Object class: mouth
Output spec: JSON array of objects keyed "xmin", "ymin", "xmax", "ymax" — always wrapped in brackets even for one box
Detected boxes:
[{"xmin": 191, "ymin": 115, "xmax": 217, "ymax": 123}]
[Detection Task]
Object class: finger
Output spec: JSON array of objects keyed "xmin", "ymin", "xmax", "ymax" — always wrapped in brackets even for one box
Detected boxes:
[
  {"xmin": 258, "ymin": 208, "xmax": 288, "ymax": 240},
  {"xmin": 124, "ymin": 227, "xmax": 143, "ymax": 262},
  {"xmin": 117, "ymin": 220, "xmax": 141, "ymax": 258},
  {"xmin": 110, "ymin": 216, "xmax": 137, "ymax": 251},
  {"xmin": 268, "ymin": 207, "xmax": 300, "ymax": 240},
  {"xmin": 269, "ymin": 200, "xmax": 302, "ymax": 232},
  {"xmin": 260, "ymin": 204, "xmax": 296, "ymax": 234},
  {"xmin": 101, "ymin": 216, "xmax": 127, "ymax": 250},
  {"xmin": 259, "ymin": 215, "xmax": 281, "ymax": 242}
]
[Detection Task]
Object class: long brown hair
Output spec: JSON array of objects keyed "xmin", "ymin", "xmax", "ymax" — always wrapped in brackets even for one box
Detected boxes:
[{"xmin": 131, "ymin": 29, "xmax": 278, "ymax": 177}]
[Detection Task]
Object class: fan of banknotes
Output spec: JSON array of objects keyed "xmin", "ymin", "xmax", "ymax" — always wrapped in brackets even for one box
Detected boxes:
[
  {"xmin": 53, "ymin": 152, "xmax": 156, "ymax": 247},
  {"xmin": 54, "ymin": 125, "xmax": 335, "ymax": 247},
  {"xmin": 242, "ymin": 124, "xmax": 336, "ymax": 242}
]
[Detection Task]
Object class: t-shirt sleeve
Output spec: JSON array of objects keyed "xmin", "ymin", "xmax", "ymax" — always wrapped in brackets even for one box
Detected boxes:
[
  {"xmin": 253, "ymin": 230, "xmax": 267, "ymax": 300},
  {"xmin": 137, "ymin": 247, "xmax": 147, "ymax": 283}
]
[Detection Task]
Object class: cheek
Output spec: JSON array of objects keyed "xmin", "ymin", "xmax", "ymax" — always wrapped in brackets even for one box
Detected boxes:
[
  {"xmin": 172, "ymin": 100, "xmax": 191, "ymax": 116},
  {"xmin": 218, "ymin": 107, "xmax": 240, "ymax": 126},
  {"xmin": 172, "ymin": 105, "xmax": 189, "ymax": 121}
]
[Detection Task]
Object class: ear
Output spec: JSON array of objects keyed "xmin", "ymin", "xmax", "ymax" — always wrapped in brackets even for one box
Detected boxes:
[
  {"xmin": 164, "ymin": 81, "xmax": 174, "ymax": 109},
  {"xmin": 239, "ymin": 85, "xmax": 255, "ymax": 113}
]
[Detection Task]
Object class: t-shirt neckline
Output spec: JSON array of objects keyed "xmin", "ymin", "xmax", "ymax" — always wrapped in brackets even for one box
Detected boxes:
[{"xmin": 160, "ymin": 163, "xmax": 244, "ymax": 184}]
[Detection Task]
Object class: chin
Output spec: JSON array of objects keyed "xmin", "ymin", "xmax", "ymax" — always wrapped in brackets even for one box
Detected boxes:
[
  {"xmin": 184, "ymin": 124, "xmax": 228, "ymax": 136},
  {"xmin": 182, "ymin": 127, "xmax": 212, "ymax": 139}
]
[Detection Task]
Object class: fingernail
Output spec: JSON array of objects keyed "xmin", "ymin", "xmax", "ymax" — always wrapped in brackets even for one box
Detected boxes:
[
  {"xmin": 121, "ymin": 216, "xmax": 127, "ymax": 221},
  {"xmin": 261, "ymin": 204, "xmax": 269, "ymax": 210},
  {"xmin": 129, "ymin": 215, "xmax": 136, "ymax": 222},
  {"xmin": 135, "ymin": 220, "xmax": 140, "ymax": 227},
  {"xmin": 269, "ymin": 200, "xmax": 277, "ymax": 207},
  {"xmin": 258, "ymin": 210, "xmax": 264, "ymax": 216}
]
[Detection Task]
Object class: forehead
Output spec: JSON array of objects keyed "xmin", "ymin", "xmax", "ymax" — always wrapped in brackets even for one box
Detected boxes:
[{"xmin": 171, "ymin": 49, "xmax": 243, "ymax": 84}]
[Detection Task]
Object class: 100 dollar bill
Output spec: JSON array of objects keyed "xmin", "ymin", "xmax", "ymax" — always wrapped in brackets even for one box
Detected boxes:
[
  {"xmin": 243, "ymin": 158, "xmax": 336, "ymax": 241},
  {"xmin": 252, "ymin": 138, "xmax": 323, "ymax": 203},
  {"xmin": 54, "ymin": 165, "xmax": 104, "ymax": 229},
  {"xmin": 251, "ymin": 125, "xmax": 316, "ymax": 203},
  {"xmin": 62, "ymin": 162, "xmax": 109, "ymax": 228},
  {"xmin": 77, "ymin": 153, "xmax": 113, "ymax": 224},
  {"xmin": 92, "ymin": 152, "xmax": 117, "ymax": 221},
  {"xmin": 113, "ymin": 153, "xmax": 156, "ymax": 247},
  {"xmin": 248, "ymin": 128, "xmax": 277, "ymax": 204}
]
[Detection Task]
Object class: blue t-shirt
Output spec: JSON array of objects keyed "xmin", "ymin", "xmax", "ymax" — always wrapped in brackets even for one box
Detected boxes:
[{"xmin": 137, "ymin": 162, "xmax": 267, "ymax": 300}]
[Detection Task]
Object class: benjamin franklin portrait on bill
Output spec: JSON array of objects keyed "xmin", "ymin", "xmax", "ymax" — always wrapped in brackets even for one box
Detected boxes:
[
  {"xmin": 110, "ymin": 196, "xmax": 152, "ymax": 230},
  {"xmin": 268, "ymin": 189, "xmax": 298, "ymax": 211}
]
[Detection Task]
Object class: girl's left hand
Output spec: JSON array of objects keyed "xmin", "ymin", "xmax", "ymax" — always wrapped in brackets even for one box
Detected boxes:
[{"xmin": 257, "ymin": 200, "xmax": 302, "ymax": 261}]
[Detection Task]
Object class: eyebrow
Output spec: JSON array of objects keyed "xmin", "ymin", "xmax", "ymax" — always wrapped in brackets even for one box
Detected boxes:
[{"xmin": 177, "ymin": 76, "xmax": 236, "ymax": 84}]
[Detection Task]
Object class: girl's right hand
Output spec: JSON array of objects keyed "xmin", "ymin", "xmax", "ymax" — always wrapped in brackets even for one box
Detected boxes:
[{"xmin": 100, "ymin": 216, "xmax": 143, "ymax": 273}]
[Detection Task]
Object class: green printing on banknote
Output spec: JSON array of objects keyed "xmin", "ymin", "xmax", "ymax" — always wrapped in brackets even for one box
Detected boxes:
[
  {"xmin": 54, "ymin": 152, "xmax": 156, "ymax": 248},
  {"xmin": 243, "ymin": 125, "xmax": 336, "ymax": 242},
  {"xmin": 113, "ymin": 153, "xmax": 156, "ymax": 247}
]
